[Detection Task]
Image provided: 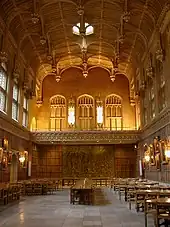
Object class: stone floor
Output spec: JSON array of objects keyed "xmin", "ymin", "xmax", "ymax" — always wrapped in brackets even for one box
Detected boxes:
[{"xmin": 0, "ymin": 189, "xmax": 154, "ymax": 227}]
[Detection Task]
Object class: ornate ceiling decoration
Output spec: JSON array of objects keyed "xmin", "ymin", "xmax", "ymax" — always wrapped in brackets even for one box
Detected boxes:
[{"xmin": 0, "ymin": 0, "xmax": 169, "ymax": 90}]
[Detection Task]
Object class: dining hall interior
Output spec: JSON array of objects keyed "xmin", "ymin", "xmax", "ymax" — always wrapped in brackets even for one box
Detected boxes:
[{"xmin": 1, "ymin": 0, "xmax": 170, "ymax": 226}]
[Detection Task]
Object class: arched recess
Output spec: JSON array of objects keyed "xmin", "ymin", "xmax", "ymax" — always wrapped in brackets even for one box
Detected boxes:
[
  {"xmin": 77, "ymin": 94, "xmax": 94, "ymax": 130},
  {"xmin": 105, "ymin": 94, "xmax": 123, "ymax": 130},
  {"xmin": 49, "ymin": 95, "xmax": 66, "ymax": 131}
]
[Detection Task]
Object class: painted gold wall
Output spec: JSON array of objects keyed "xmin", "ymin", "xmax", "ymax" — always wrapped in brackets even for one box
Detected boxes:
[{"xmin": 30, "ymin": 67, "xmax": 136, "ymax": 131}]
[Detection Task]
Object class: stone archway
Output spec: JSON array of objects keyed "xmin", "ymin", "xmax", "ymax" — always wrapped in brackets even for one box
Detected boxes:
[{"xmin": 10, "ymin": 154, "xmax": 18, "ymax": 183}]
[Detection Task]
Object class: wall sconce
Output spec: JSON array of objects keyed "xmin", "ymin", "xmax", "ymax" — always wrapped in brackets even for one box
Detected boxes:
[
  {"xmin": 19, "ymin": 151, "xmax": 28, "ymax": 168},
  {"xmin": 165, "ymin": 146, "xmax": 170, "ymax": 159},
  {"xmin": 144, "ymin": 144, "xmax": 150, "ymax": 163},
  {"xmin": 2, "ymin": 138, "xmax": 8, "ymax": 150},
  {"xmin": 2, "ymin": 152, "xmax": 8, "ymax": 169},
  {"xmin": 144, "ymin": 154, "xmax": 150, "ymax": 162},
  {"xmin": 19, "ymin": 155, "xmax": 25, "ymax": 163}
]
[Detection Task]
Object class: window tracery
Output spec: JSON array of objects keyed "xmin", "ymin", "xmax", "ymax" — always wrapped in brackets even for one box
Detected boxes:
[
  {"xmin": 0, "ymin": 63, "xmax": 8, "ymax": 113},
  {"xmin": 77, "ymin": 95, "xmax": 94, "ymax": 130},
  {"xmin": 156, "ymin": 58, "xmax": 166, "ymax": 112},
  {"xmin": 12, "ymin": 83, "xmax": 19, "ymax": 121},
  {"xmin": 50, "ymin": 95, "xmax": 66, "ymax": 131},
  {"xmin": 105, "ymin": 95, "xmax": 122, "ymax": 130},
  {"xmin": 22, "ymin": 95, "xmax": 28, "ymax": 127},
  {"xmin": 148, "ymin": 78, "xmax": 155, "ymax": 119}
]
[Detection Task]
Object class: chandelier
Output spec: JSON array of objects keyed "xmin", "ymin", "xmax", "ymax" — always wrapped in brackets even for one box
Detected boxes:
[{"xmin": 73, "ymin": 22, "xmax": 94, "ymax": 36}]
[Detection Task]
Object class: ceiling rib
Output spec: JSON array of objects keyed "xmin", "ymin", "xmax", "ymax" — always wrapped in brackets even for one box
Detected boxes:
[
  {"xmin": 0, "ymin": 0, "xmax": 168, "ymax": 82},
  {"xmin": 124, "ymin": 0, "xmax": 150, "ymax": 74},
  {"xmin": 11, "ymin": 0, "xmax": 48, "ymax": 75},
  {"xmin": 98, "ymin": 0, "xmax": 104, "ymax": 64},
  {"xmin": 58, "ymin": 1, "xmax": 73, "ymax": 65}
]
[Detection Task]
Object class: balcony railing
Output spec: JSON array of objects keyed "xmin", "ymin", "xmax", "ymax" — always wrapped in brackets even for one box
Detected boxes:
[
  {"xmin": 31, "ymin": 128, "xmax": 140, "ymax": 144},
  {"xmin": 31, "ymin": 126, "xmax": 139, "ymax": 132}
]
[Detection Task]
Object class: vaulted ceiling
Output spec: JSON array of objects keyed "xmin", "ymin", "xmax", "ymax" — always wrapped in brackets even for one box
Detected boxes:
[{"xmin": 0, "ymin": 0, "xmax": 169, "ymax": 83}]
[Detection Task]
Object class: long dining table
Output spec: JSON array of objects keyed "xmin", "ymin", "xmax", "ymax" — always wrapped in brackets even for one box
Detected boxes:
[{"xmin": 70, "ymin": 178, "xmax": 95, "ymax": 205}]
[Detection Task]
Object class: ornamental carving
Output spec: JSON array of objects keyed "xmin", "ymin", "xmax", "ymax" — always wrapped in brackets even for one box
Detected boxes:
[
  {"xmin": 31, "ymin": 130, "xmax": 140, "ymax": 144},
  {"xmin": 62, "ymin": 145, "xmax": 114, "ymax": 178}
]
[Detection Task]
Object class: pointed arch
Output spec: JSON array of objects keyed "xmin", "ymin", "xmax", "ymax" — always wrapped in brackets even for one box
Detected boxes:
[
  {"xmin": 50, "ymin": 95, "xmax": 66, "ymax": 131},
  {"xmin": 105, "ymin": 94, "xmax": 123, "ymax": 130},
  {"xmin": 77, "ymin": 94, "xmax": 94, "ymax": 130}
]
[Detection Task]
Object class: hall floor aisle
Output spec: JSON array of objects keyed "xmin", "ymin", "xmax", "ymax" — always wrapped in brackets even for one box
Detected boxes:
[{"xmin": 0, "ymin": 188, "xmax": 154, "ymax": 227}]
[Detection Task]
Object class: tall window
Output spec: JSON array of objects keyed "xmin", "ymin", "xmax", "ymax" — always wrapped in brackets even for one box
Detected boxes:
[
  {"xmin": 143, "ymin": 90, "xmax": 148, "ymax": 125},
  {"xmin": 50, "ymin": 95, "xmax": 66, "ymax": 131},
  {"xmin": 22, "ymin": 96, "xmax": 28, "ymax": 127},
  {"xmin": 12, "ymin": 83, "xmax": 19, "ymax": 121},
  {"xmin": 156, "ymin": 59, "xmax": 166, "ymax": 112},
  {"xmin": 78, "ymin": 94, "xmax": 94, "ymax": 130},
  {"xmin": 0, "ymin": 63, "xmax": 8, "ymax": 113},
  {"xmin": 105, "ymin": 95, "xmax": 122, "ymax": 130},
  {"xmin": 148, "ymin": 79, "xmax": 155, "ymax": 119}
]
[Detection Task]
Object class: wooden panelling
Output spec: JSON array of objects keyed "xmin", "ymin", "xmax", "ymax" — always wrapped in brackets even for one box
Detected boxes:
[
  {"xmin": 31, "ymin": 144, "xmax": 136, "ymax": 179},
  {"xmin": 31, "ymin": 145, "xmax": 62, "ymax": 178},
  {"xmin": 0, "ymin": 129, "xmax": 30, "ymax": 182},
  {"xmin": 114, "ymin": 145, "xmax": 136, "ymax": 178}
]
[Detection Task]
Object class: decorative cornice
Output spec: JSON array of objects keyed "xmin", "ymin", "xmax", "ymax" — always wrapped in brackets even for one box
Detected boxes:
[{"xmin": 31, "ymin": 130, "xmax": 140, "ymax": 145}]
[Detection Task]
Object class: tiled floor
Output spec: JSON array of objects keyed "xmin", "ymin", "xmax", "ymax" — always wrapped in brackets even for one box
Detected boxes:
[{"xmin": 0, "ymin": 189, "xmax": 154, "ymax": 227}]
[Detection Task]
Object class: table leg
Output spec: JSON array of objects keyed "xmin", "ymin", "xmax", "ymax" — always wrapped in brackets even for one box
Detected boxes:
[{"xmin": 125, "ymin": 188, "xmax": 127, "ymax": 202}]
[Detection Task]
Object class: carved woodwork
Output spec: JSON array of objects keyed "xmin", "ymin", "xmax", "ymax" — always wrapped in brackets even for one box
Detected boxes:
[
  {"xmin": 62, "ymin": 145, "xmax": 114, "ymax": 178},
  {"xmin": 31, "ymin": 130, "xmax": 140, "ymax": 144},
  {"xmin": 31, "ymin": 144, "xmax": 136, "ymax": 179}
]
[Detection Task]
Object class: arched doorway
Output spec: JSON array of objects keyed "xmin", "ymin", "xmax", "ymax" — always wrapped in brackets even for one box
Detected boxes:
[{"xmin": 10, "ymin": 154, "xmax": 18, "ymax": 183}]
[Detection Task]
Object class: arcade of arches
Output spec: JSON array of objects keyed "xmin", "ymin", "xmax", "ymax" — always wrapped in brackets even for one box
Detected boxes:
[{"xmin": 1, "ymin": 0, "xmax": 170, "ymax": 189}]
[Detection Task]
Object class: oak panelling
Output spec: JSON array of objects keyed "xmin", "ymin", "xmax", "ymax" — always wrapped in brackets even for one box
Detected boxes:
[
  {"xmin": 31, "ymin": 145, "xmax": 62, "ymax": 179},
  {"xmin": 31, "ymin": 144, "xmax": 136, "ymax": 179}
]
